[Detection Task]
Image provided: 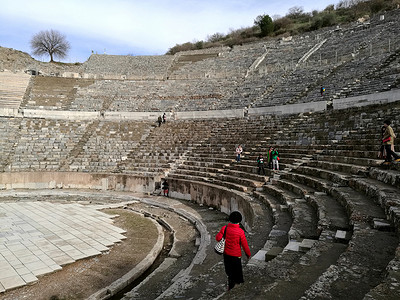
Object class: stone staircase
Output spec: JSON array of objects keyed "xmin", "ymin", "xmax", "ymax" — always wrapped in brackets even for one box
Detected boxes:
[{"xmin": 0, "ymin": 71, "xmax": 30, "ymax": 109}]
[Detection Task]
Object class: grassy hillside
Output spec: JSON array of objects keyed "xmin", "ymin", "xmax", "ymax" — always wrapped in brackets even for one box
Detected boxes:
[{"xmin": 167, "ymin": 0, "xmax": 400, "ymax": 54}]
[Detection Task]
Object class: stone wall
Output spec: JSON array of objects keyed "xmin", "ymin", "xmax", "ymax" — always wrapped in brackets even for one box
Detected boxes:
[
  {"xmin": 0, "ymin": 172, "xmax": 156, "ymax": 192},
  {"xmin": 168, "ymin": 178, "xmax": 255, "ymax": 232}
]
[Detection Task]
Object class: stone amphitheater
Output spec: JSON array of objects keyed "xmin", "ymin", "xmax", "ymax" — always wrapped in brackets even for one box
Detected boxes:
[{"xmin": 0, "ymin": 9, "xmax": 400, "ymax": 300}]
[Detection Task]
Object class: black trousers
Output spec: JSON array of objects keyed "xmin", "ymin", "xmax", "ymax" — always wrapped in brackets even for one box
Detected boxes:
[
  {"xmin": 223, "ymin": 254, "xmax": 244, "ymax": 290},
  {"xmin": 384, "ymin": 144, "xmax": 399, "ymax": 161},
  {"xmin": 258, "ymin": 165, "xmax": 266, "ymax": 175}
]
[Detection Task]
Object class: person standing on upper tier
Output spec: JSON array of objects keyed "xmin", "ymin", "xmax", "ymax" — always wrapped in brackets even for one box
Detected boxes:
[
  {"xmin": 267, "ymin": 146, "xmax": 273, "ymax": 169},
  {"xmin": 271, "ymin": 147, "xmax": 280, "ymax": 171},
  {"xmin": 215, "ymin": 211, "xmax": 251, "ymax": 291},
  {"xmin": 257, "ymin": 154, "xmax": 266, "ymax": 175},
  {"xmin": 162, "ymin": 179, "xmax": 169, "ymax": 197},
  {"xmin": 236, "ymin": 145, "xmax": 243, "ymax": 162}
]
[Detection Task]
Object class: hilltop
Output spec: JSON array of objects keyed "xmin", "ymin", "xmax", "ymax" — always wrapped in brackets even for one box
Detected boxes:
[
  {"xmin": 0, "ymin": 46, "xmax": 82, "ymax": 74},
  {"xmin": 0, "ymin": 46, "xmax": 36, "ymax": 71}
]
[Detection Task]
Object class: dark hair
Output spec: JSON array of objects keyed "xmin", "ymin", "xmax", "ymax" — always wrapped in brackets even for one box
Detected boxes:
[
  {"xmin": 384, "ymin": 119, "xmax": 391, "ymax": 125},
  {"xmin": 229, "ymin": 211, "xmax": 242, "ymax": 223}
]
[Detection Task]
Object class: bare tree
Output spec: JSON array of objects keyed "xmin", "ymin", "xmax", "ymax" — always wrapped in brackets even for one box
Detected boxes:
[{"xmin": 30, "ymin": 29, "xmax": 70, "ymax": 62}]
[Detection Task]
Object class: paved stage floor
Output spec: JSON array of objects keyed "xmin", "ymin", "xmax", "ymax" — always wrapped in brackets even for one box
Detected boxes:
[{"xmin": 0, "ymin": 201, "xmax": 126, "ymax": 292}]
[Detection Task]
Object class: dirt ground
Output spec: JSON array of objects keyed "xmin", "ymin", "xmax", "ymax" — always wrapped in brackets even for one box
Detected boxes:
[{"xmin": 0, "ymin": 209, "xmax": 160, "ymax": 300}]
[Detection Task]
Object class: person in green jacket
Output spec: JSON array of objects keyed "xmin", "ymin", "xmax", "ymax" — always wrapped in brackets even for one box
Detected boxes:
[{"xmin": 271, "ymin": 148, "xmax": 279, "ymax": 171}]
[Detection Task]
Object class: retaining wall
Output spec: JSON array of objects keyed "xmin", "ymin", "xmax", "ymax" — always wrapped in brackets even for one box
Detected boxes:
[
  {"xmin": 333, "ymin": 89, "xmax": 400, "ymax": 110},
  {"xmin": 248, "ymin": 100, "xmax": 327, "ymax": 115},
  {"xmin": 0, "ymin": 172, "xmax": 158, "ymax": 193},
  {"xmin": 167, "ymin": 178, "xmax": 256, "ymax": 232}
]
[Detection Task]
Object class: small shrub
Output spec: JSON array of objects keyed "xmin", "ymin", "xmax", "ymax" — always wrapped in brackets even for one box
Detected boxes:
[{"xmin": 254, "ymin": 14, "xmax": 274, "ymax": 37}]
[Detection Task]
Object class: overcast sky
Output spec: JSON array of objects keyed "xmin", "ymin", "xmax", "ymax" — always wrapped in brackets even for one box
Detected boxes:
[{"xmin": 0, "ymin": 0, "xmax": 342, "ymax": 63}]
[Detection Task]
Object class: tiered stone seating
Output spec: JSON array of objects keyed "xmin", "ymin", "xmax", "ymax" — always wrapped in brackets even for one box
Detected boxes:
[
  {"xmin": 7, "ymin": 119, "xmax": 90, "ymax": 171},
  {"xmin": 274, "ymin": 105, "xmax": 400, "ymax": 299},
  {"xmin": 168, "ymin": 44, "xmax": 265, "ymax": 80},
  {"xmin": 62, "ymin": 121, "xmax": 150, "ymax": 172},
  {"xmin": 1, "ymin": 9, "xmax": 400, "ymax": 300},
  {"xmin": 0, "ymin": 71, "xmax": 30, "ymax": 108},
  {"xmin": 72, "ymin": 78, "xmax": 236, "ymax": 112},
  {"xmin": 0, "ymin": 100, "xmax": 399, "ymax": 299},
  {"xmin": 238, "ymin": 10, "xmax": 400, "ymax": 108},
  {"xmin": 11, "ymin": 14, "xmax": 398, "ymax": 113},
  {"xmin": 82, "ymin": 54, "xmax": 174, "ymax": 79},
  {"xmin": 167, "ymin": 48, "xmax": 225, "ymax": 78},
  {"xmin": 22, "ymin": 76, "xmax": 95, "ymax": 110},
  {"xmin": 165, "ymin": 101, "xmax": 400, "ymax": 299},
  {"xmin": 5, "ymin": 9, "xmax": 396, "ymax": 114},
  {"xmin": 118, "ymin": 120, "xmax": 214, "ymax": 175},
  {"xmin": 0, "ymin": 117, "xmax": 22, "ymax": 171}
]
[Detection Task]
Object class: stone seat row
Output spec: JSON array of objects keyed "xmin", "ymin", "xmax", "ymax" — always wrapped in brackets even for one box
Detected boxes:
[
  {"xmin": 277, "ymin": 153, "xmax": 400, "ymax": 298},
  {"xmin": 242, "ymin": 147, "xmax": 396, "ymax": 297},
  {"xmin": 166, "ymin": 106, "xmax": 400, "ymax": 297}
]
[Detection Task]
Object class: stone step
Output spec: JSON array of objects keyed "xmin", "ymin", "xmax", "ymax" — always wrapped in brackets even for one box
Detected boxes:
[
  {"xmin": 314, "ymin": 153, "xmax": 382, "ymax": 167},
  {"xmin": 167, "ymin": 173, "xmax": 249, "ymax": 193},
  {"xmin": 281, "ymin": 171, "xmax": 388, "ymax": 224},
  {"xmin": 172, "ymin": 168, "xmax": 265, "ymax": 189},
  {"xmin": 262, "ymin": 184, "xmax": 319, "ymax": 240},
  {"xmin": 305, "ymin": 159, "xmax": 369, "ymax": 176},
  {"xmin": 247, "ymin": 240, "xmax": 348, "ymax": 299},
  {"xmin": 302, "ymin": 222, "xmax": 398, "ymax": 300},
  {"xmin": 177, "ymin": 162, "xmax": 268, "ymax": 183},
  {"xmin": 277, "ymin": 179, "xmax": 350, "ymax": 231},
  {"xmin": 253, "ymin": 191, "xmax": 292, "ymax": 249},
  {"xmin": 348, "ymin": 176, "xmax": 400, "ymax": 231},
  {"xmin": 369, "ymin": 167, "xmax": 400, "ymax": 189},
  {"xmin": 295, "ymin": 165, "xmax": 351, "ymax": 186}
]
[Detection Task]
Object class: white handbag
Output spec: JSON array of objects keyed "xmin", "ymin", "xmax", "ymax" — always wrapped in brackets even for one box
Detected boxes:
[{"xmin": 214, "ymin": 226, "xmax": 227, "ymax": 255}]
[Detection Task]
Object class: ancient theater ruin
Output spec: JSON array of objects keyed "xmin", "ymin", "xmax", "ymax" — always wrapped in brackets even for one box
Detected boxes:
[{"xmin": 0, "ymin": 9, "xmax": 400, "ymax": 300}]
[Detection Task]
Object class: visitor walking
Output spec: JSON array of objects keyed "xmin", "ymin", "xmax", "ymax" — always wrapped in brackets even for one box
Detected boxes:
[
  {"xmin": 320, "ymin": 85, "xmax": 325, "ymax": 96},
  {"xmin": 162, "ymin": 113, "xmax": 166, "ymax": 123},
  {"xmin": 257, "ymin": 154, "xmax": 266, "ymax": 175},
  {"xmin": 236, "ymin": 145, "xmax": 243, "ymax": 162},
  {"xmin": 157, "ymin": 115, "xmax": 162, "ymax": 127},
  {"xmin": 382, "ymin": 120, "xmax": 400, "ymax": 163},
  {"xmin": 379, "ymin": 125, "xmax": 387, "ymax": 159},
  {"xmin": 271, "ymin": 147, "xmax": 280, "ymax": 171},
  {"xmin": 215, "ymin": 211, "xmax": 251, "ymax": 291}
]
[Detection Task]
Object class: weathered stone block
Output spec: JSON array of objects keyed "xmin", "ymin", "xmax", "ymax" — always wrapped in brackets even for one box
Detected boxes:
[
  {"xmin": 299, "ymin": 239, "xmax": 317, "ymax": 252},
  {"xmin": 373, "ymin": 218, "xmax": 392, "ymax": 230},
  {"xmin": 335, "ymin": 230, "xmax": 351, "ymax": 242},
  {"xmin": 284, "ymin": 240, "xmax": 301, "ymax": 252},
  {"xmin": 265, "ymin": 247, "xmax": 283, "ymax": 261}
]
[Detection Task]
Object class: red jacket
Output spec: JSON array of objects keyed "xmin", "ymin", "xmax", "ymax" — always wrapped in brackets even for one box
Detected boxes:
[{"xmin": 216, "ymin": 223, "xmax": 251, "ymax": 258}]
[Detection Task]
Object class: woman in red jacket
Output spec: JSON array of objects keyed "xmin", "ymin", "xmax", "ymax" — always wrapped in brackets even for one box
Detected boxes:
[{"xmin": 216, "ymin": 211, "xmax": 251, "ymax": 290}]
